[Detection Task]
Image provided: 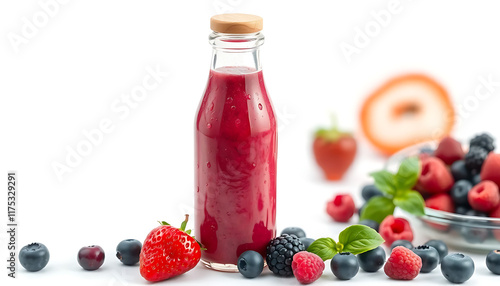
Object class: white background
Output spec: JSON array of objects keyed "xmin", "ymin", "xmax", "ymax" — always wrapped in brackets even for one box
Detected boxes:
[{"xmin": 2, "ymin": 0, "xmax": 500, "ymax": 285}]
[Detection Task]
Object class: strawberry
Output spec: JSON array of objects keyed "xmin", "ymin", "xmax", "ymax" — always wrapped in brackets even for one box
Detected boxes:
[
  {"xmin": 416, "ymin": 157, "xmax": 454, "ymax": 194},
  {"xmin": 140, "ymin": 215, "xmax": 202, "ymax": 282},
  {"xmin": 313, "ymin": 117, "xmax": 357, "ymax": 181},
  {"xmin": 481, "ymin": 153, "xmax": 500, "ymax": 187},
  {"xmin": 434, "ymin": 136, "xmax": 465, "ymax": 165}
]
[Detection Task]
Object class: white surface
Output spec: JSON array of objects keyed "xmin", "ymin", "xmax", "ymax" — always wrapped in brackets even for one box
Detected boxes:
[{"xmin": 1, "ymin": 0, "xmax": 500, "ymax": 285}]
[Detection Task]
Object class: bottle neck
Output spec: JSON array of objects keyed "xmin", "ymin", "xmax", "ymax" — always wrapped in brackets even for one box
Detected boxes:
[{"xmin": 209, "ymin": 32, "xmax": 264, "ymax": 73}]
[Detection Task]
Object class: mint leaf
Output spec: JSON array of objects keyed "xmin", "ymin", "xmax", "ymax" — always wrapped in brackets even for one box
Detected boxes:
[
  {"xmin": 307, "ymin": 237, "xmax": 337, "ymax": 261},
  {"xmin": 338, "ymin": 225, "xmax": 385, "ymax": 255},
  {"xmin": 395, "ymin": 157, "xmax": 420, "ymax": 191},
  {"xmin": 394, "ymin": 190, "xmax": 425, "ymax": 216},
  {"xmin": 360, "ymin": 196, "xmax": 396, "ymax": 223},
  {"xmin": 370, "ymin": 170, "xmax": 397, "ymax": 196}
]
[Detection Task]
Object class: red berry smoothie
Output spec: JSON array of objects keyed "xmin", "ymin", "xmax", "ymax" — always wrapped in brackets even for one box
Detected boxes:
[{"xmin": 195, "ymin": 66, "xmax": 277, "ymax": 266}]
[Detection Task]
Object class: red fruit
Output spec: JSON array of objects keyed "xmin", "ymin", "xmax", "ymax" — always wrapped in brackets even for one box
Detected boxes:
[
  {"xmin": 425, "ymin": 193, "xmax": 455, "ymax": 213},
  {"xmin": 292, "ymin": 251, "xmax": 325, "ymax": 284},
  {"xmin": 468, "ymin": 180, "xmax": 500, "ymax": 213},
  {"xmin": 384, "ymin": 246, "xmax": 422, "ymax": 280},
  {"xmin": 379, "ymin": 215, "xmax": 414, "ymax": 246},
  {"xmin": 326, "ymin": 194, "xmax": 355, "ymax": 222},
  {"xmin": 416, "ymin": 157, "xmax": 454, "ymax": 194},
  {"xmin": 140, "ymin": 215, "xmax": 201, "ymax": 282},
  {"xmin": 481, "ymin": 153, "xmax": 500, "ymax": 187},
  {"xmin": 313, "ymin": 121, "xmax": 357, "ymax": 181},
  {"xmin": 489, "ymin": 204, "xmax": 500, "ymax": 241},
  {"xmin": 434, "ymin": 136, "xmax": 465, "ymax": 165}
]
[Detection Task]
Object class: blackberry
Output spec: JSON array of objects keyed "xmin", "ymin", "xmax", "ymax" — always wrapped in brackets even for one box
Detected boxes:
[
  {"xmin": 470, "ymin": 133, "xmax": 495, "ymax": 153},
  {"xmin": 266, "ymin": 234, "xmax": 305, "ymax": 276},
  {"xmin": 464, "ymin": 146, "xmax": 488, "ymax": 174}
]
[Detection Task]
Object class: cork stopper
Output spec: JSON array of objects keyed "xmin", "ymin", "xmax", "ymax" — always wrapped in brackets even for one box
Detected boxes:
[{"xmin": 210, "ymin": 13, "xmax": 263, "ymax": 34}]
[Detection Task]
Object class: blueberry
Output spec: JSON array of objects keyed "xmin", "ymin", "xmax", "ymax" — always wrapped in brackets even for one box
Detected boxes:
[
  {"xmin": 450, "ymin": 180, "xmax": 472, "ymax": 206},
  {"xmin": 460, "ymin": 225, "xmax": 489, "ymax": 244},
  {"xmin": 471, "ymin": 174, "xmax": 482, "ymax": 186},
  {"xmin": 116, "ymin": 239, "xmax": 142, "ymax": 266},
  {"xmin": 441, "ymin": 253, "xmax": 474, "ymax": 283},
  {"xmin": 450, "ymin": 160, "xmax": 470, "ymax": 182},
  {"xmin": 357, "ymin": 246, "xmax": 385, "ymax": 272},
  {"xmin": 238, "ymin": 250, "xmax": 264, "ymax": 278},
  {"xmin": 330, "ymin": 252, "xmax": 359, "ymax": 280},
  {"xmin": 19, "ymin": 243, "xmax": 50, "ymax": 272},
  {"xmin": 390, "ymin": 240, "xmax": 413, "ymax": 250},
  {"xmin": 412, "ymin": 245, "xmax": 439, "ymax": 273},
  {"xmin": 420, "ymin": 147, "xmax": 435, "ymax": 155},
  {"xmin": 78, "ymin": 245, "xmax": 105, "ymax": 271},
  {"xmin": 299, "ymin": 237, "xmax": 315, "ymax": 250},
  {"xmin": 358, "ymin": 203, "xmax": 366, "ymax": 217},
  {"xmin": 361, "ymin": 184, "xmax": 383, "ymax": 202},
  {"xmin": 281, "ymin": 227, "xmax": 306, "ymax": 238},
  {"xmin": 465, "ymin": 209, "xmax": 488, "ymax": 217},
  {"xmin": 359, "ymin": 219, "xmax": 379, "ymax": 232},
  {"xmin": 424, "ymin": 240, "xmax": 448, "ymax": 263},
  {"xmin": 455, "ymin": 205, "xmax": 471, "ymax": 215},
  {"xmin": 486, "ymin": 250, "xmax": 500, "ymax": 275}
]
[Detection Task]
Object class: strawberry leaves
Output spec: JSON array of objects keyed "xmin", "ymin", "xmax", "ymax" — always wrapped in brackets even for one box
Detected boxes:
[{"xmin": 360, "ymin": 157, "xmax": 425, "ymax": 223}]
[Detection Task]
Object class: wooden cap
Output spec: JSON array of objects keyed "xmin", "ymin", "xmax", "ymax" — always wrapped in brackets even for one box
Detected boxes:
[{"xmin": 210, "ymin": 13, "xmax": 263, "ymax": 34}]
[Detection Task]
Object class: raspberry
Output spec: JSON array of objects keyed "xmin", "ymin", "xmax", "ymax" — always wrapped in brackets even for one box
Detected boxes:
[
  {"xmin": 470, "ymin": 133, "xmax": 495, "ymax": 153},
  {"xmin": 291, "ymin": 251, "xmax": 324, "ymax": 284},
  {"xmin": 384, "ymin": 246, "xmax": 422, "ymax": 280},
  {"xmin": 379, "ymin": 216, "xmax": 413, "ymax": 246},
  {"xmin": 468, "ymin": 180, "xmax": 500, "ymax": 212},
  {"xmin": 481, "ymin": 153, "xmax": 500, "ymax": 187},
  {"xmin": 434, "ymin": 136, "xmax": 465, "ymax": 165},
  {"xmin": 465, "ymin": 146, "xmax": 488, "ymax": 174},
  {"xmin": 326, "ymin": 194, "xmax": 355, "ymax": 222},
  {"xmin": 416, "ymin": 157, "xmax": 454, "ymax": 194},
  {"xmin": 425, "ymin": 193, "xmax": 455, "ymax": 213}
]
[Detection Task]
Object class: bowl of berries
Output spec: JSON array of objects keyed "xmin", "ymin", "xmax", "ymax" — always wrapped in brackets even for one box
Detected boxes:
[{"xmin": 386, "ymin": 134, "xmax": 500, "ymax": 251}]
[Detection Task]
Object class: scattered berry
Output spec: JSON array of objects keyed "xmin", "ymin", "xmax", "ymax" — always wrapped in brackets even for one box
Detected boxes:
[
  {"xmin": 470, "ymin": 133, "xmax": 495, "ymax": 153},
  {"xmin": 486, "ymin": 250, "xmax": 500, "ymax": 275},
  {"xmin": 441, "ymin": 253, "xmax": 474, "ymax": 283},
  {"xmin": 450, "ymin": 180, "xmax": 472, "ymax": 206},
  {"xmin": 266, "ymin": 234, "xmax": 305, "ymax": 277},
  {"xmin": 435, "ymin": 136, "xmax": 465, "ymax": 165},
  {"xmin": 426, "ymin": 193, "xmax": 455, "ymax": 213},
  {"xmin": 384, "ymin": 246, "xmax": 422, "ymax": 280},
  {"xmin": 359, "ymin": 219, "xmax": 379, "ymax": 232},
  {"xmin": 326, "ymin": 194, "xmax": 355, "ymax": 222},
  {"xmin": 116, "ymin": 239, "xmax": 142, "ymax": 266},
  {"xmin": 292, "ymin": 251, "xmax": 325, "ymax": 284},
  {"xmin": 299, "ymin": 238, "xmax": 315, "ymax": 250},
  {"xmin": 450, "ymin": 160, "xmax": 471, "ymax": 182},
  {"xmin": 416, "ymin": 157, "xmax": 454, "ymax": 194},
  {"xmin": 412, "ymin": 245, "xmax": 439, "ymax": 273},
  {"xmin": 465, "ymin": 146, "xmax": 488, "ymax": 174},
  {"xmin": 480, "ymin": 152, "xmax": 500, "ymax": 187},
  {"xmin": 237, "ymin": 250, "xmax": 264, "ymax": 279},
  {"xmin": 468, "ymin": 180, "xmax": 500, "ymax": 212},
  {"xmin": 379, "ymin": 216, "xmax": 414, "ymax": 246},
  {"xmin": 78, "ymin": 245, "xmax": 105, "ymax": 271},
  {"xmin": 19, "ymin": 243, "xmax": 50, "ymax": 272},
  {"xmin": 330, "ymin": 252, "xmax": 359, "ymax": 280},
  {"xmin": 357, "ymin": 246, "xmax": 386, "ymax": 272},
  {"xmin": 139, "ymin": 216, "xmax": 201, "ymax": 282},
  {"xmin": 361, "ymin": 184, "xmax": 383, "ymax": 201},
  {"xmin": 424, "ymin": 240, "xmax": 448, "ymax": 262},
  {"xmin": 390, "ymin": 240, "xmax": 413, "ymax": 250},
  {"xmin": 281, "ymin": 227, "xmax": 306, "ymax": 238}
]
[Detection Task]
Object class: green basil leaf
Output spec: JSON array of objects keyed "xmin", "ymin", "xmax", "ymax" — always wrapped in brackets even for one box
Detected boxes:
[
  {"xmin": 338, "ymin": 225, "xmax": 385, "ymax": 255},
  {"xmin": 370, "ymin": 170, "xmax": 397, "ymax": 196},
  {"xmin": 360, "ymin": 196, "xmax": 396, "ymax": 223},
  {"xmin": 395, "ymin": 157, "xmax": 420, "ymax": 191},
  {"xmin": 307, "ymin": 237, "xmax": 337, "ymax": 261},
  {"xmin": 394, "ymin": 190, "xmax": 425, "ymax": 216}
]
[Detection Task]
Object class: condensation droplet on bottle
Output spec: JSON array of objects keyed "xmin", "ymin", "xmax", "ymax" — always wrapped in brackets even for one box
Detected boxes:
[
  {"xmin": 209, "ymin": 102, "xmax": 214, "ymax": 111},
  {"xmin": 207, "ymin": 123, "xmax": 212, "ymax": 129},
  {"xmin": 252, "ymin": 163, "xmax": 256, "ymax": 168},
  {"xmin": 264, "ymin": 180, "xmax": 267, "ymax": 184},
  {"xmin": 226, "ymin": 97, "xmax": 233, "ymax": 104},
  {"xmin": 258, "ymin": 103, "xmax": 263, "ymax": 110},
  {"xmin": 235, "ymin": 119, "xmax": 241, "ymax": 126},
  {"xmin": 205, "ymin": 183, "xmax": 208, "ymax": 187},
  {"xmin": 197, "ymin": 163, "xmax": 199, "ymax": 168},
  {"xmin": 207, "ymin": 162, "xmax": 211, "ymax": 168},
  {"xmin": 231, "ymin": 105, "xmax": 236, "ymax": 111},
  {"xmin": 246, "ymin": 94, "xmax": 251, "ymax": 100}
]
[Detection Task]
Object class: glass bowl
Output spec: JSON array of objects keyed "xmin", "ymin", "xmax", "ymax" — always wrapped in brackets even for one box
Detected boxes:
[{"xmin": 386, "ymin": 141, "xmax": 500, "ymax": 252}]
